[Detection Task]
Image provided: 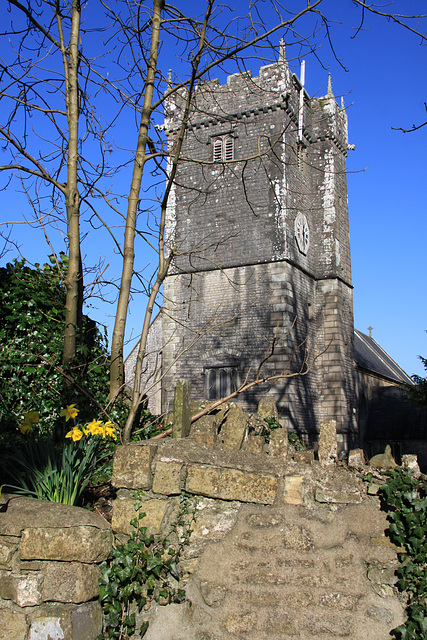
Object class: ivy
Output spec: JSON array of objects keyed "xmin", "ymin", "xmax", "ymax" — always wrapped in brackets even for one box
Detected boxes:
[
  {"xmin": 0, "ymin": 257, "xmax": 127, "ymax": 444},
  {"xmin": 262, "ymin": 416, "xmax": 306, "ymax": 449},
  {"xmin": 379, "ymin": 468, "xmax": 427, "ymax": 639},
  {"xmin": 98, "ymin": 493, "xmax": 195, "ymax": 639}
]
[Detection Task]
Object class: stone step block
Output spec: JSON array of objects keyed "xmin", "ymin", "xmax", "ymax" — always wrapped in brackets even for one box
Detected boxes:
[{"xmin": 185, "ymin": 464, "xmax": 278, "ymax": 504}]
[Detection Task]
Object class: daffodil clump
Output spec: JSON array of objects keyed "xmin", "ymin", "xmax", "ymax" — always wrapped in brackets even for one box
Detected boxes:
[
  {"xmin": 19, "ymin": 411, "xmax": 40, "ymax": 434},
  {"xmin": 18, "ymin": 404, "xmax": 118, "ymax": 443},
  {"xmin": 65, "ymin": 416, "xmax": 117, "ymax": 443},
  {"xmin": 5, "ymin": 404, "xmax": 118, "ymax": 505}
]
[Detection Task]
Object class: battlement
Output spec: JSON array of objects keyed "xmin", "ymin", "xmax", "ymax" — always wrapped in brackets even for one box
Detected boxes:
[{"xmin": 165, "ymin": 58, "xmax": 348, "ymax": 152}]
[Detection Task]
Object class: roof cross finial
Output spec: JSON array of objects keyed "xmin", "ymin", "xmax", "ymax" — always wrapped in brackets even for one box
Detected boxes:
[{"xmin": 368, "ymin": 326, "xmax": 373, "ymax": 338}]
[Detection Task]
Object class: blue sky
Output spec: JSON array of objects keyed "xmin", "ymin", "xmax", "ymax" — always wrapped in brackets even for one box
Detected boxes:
[{"xmin": 1, "ymin": 0, "xmax": 426, "ymax": 377}]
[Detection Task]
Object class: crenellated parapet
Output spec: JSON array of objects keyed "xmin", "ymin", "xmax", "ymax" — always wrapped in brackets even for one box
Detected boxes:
[{"xmin": 165, "ymin": 58, "xmax": 348, "ymax": 157}]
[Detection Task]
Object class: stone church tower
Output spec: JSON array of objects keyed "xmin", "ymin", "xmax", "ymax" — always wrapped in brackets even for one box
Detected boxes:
[{"xmin": 161, "ymin": 54, "xmax": 357, "ymax": 448}]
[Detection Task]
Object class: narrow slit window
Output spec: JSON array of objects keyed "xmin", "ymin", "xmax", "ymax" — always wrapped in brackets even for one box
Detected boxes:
[{"xmin": 297, "ymin": 143, "xmax": 306, "ymax": 174}]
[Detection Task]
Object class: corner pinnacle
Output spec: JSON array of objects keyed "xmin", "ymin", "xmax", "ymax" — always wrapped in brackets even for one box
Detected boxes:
[{"xmin": 327, "ymin": 73, "xmax": 334, "ymax": 98}]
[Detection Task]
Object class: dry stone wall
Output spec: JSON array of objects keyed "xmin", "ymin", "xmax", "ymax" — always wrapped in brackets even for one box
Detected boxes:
[
  {"xmin": 110, "ymin": 433, "xmax": 406, "ymax": 639},
  {"xmin": 0, "ymin": 396, "xmax": 408, "ymax": 640},
  {"xmin": 0, "ymin": 496, "xmax": 112, "ymax": 640}
]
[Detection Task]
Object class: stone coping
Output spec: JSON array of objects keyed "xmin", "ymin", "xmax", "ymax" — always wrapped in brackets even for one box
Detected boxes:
[{"xmin": 0, "ymin": 494, "xmax": 111, "ymax": 537}]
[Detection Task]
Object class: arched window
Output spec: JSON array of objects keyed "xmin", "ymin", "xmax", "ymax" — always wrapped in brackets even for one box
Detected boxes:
[
  {"xmin": 205, "ymin": 367, "xmax": 238, "ymax": 400},
  {"xmin": 212, "ymin": 135, "xmax": 234, "ymax": 162}
]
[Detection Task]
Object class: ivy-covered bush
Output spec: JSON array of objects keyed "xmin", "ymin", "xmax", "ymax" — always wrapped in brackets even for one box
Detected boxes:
[
  {"xmin": 99, "ymin": 493, "xmax": 193, "ymax": 639},
  {"xmin": 0, "ymin": 256, "xmax": 124, "ymax": 442},
  {"xmin": 380, "ymin": 467, "xmax": 427, "ymax": 639}
]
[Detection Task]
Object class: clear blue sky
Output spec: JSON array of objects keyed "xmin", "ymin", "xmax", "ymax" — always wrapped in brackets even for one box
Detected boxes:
[{"xmin": 1, "ymin": 0, "xmax": 426, "ymax": 378}]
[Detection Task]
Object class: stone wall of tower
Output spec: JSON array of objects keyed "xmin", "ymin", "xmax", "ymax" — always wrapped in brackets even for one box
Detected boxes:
[{"xmin": 162, "ymin": 58, "xmax": 356, "ymax": 442}]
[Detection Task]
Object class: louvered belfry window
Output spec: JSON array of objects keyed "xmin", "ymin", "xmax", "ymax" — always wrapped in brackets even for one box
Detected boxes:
[
  {"xmin": 213, "ymin": 138, "xmax": 223, "ymax": 161},
  {"xmin": 224, "ymin": 136, "xmax": 234, "ymax": 161},
  {"xmin": 212, "ymin": 135, "xmax": 234, "ymax": 162}
]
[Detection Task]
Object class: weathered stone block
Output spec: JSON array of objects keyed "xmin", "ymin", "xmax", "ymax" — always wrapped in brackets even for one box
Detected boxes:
[
  {"xmin": 185, "ymin": 464, "xmax": 277, "ymax": 504},
  {"xmin": 366, "ymin": 605, "xmax": 394, "ymax": 624},
  {"xmin": 172, "ymin": 379, "xmax": 192, "ymax": 438},
  {"xmin": 188, "ymin": 414, "xmax": 217, "ymax": 448},
  {"xmin": 292, "ymin": 449, "xmax": 315, "ymax": 464},
  {"xmin": 402, "ymin": 454, "xmax": 421, "ymax": 477},
  {"xmin": 0, "ymin": 607, "xmax": 28, "ymax": 640},
  {"xmin": 268, "ymin": 427, "xmax": 288, "ymax": 459},
  {"xmin": 246, "ymin": 413, "xmax": 266, "ymax": 436},
  {"xmin": 0, "ymin": 571, "xmax": 43, "ymax": 606},
  {"xmin": 243, "ymin": 434, "xmax": 265, "ymax": 454},
  {"xmin": 0, "ymin": 496, "xmax": 111, "ymax": 538},
  {"xmin": 111, "ymin": 492, "xmax": 169, "ymax": 535},
  {"xmin": 367, "ymin": 483, "xmax": 382, "ymax": 495},
  {"xmin": 191, "ymin": 498, "xmax": 240, "ymax": 541},
  {"xmin": 369, "ymin": 534, "xmax": 400, "ymax": 550},
  {"xmin": 284, "ymin": 475, "xmax": 304, "ymax": 505},
  {"xmin": 41, "ymin": 562, "xmax": 100, "ymax": 604},
  {"xmin": 0, "ymin": 539, "xmax": 16, "ymax": 569},
  {"xmin": 152, "ymin": 460, "xmax": 184, "ymax": 495},
  {"xmin": 348, "ymin": 448, "xmax": 366, "ymax": 469},
  {"xmin": 218, "ymin": 403, "xmax": 247, "ymax": 451},
  {"xmin": 112, "ymin": 442, "xmax": 157, "ymax": 489},
  {"xmin": 318, "ymin": 419, "xmax": 337, "ymax": 465},
  {"xmin": 71, "ymin": 601, "xmax": 103, "ymax": 640},
  {"xmin": 199, "ymin": 581, "xmax": 229, "ymax": 607},
  {"xmin": 369, "ymin": 444, "xmax": 397, "ymax": 469},
  {"xmin": 27, "ymin": 601, "xmax": 102, "ymax": 640},
  {"xmin": 257, "ymin": 396, "xmax": 279, "ymax": 421},
  {"xmin": 20, "ymin": 526, "xmax": 112, "ymax": 563}
]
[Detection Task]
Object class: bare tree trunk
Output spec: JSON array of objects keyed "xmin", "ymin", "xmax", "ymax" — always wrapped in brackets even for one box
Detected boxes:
[
  {"xmin": 123, "ymin": 0, "xmax": 215, "ymax": 442},
  {"xmin": 61, "ymin": 0, "xmax": 82, "ymax": 367},
  {"xmin": 109, "ymin": 0, "xmax": 164, "ymax": 401}
]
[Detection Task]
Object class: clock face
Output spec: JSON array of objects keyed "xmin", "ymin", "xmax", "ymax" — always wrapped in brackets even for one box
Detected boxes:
[{"xmin": 295, "ymin": 212, "xmax": 310, "ymax": 255}]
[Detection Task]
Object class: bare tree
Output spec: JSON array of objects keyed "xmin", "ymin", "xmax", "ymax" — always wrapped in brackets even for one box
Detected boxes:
[{"xmin": 1, "ymin": 0, "xmax": 91, "ymax": 367}]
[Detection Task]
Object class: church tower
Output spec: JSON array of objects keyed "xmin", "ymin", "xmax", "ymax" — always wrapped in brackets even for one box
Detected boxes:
[{"xmin": 162, "ymin": 55, "xmax": 357, "ymax": 448}]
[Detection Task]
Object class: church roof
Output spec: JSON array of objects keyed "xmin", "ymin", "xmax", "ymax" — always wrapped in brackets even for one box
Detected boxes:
[{"xmin": 354, "ymin": 329, "xmax": 414, "ymax": 385}]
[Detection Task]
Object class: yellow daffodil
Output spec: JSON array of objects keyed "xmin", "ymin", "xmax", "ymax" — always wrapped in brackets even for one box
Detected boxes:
[
  {"xmin": 104, "ymin": 421, "xmax": 117, "ymax": 440},
  {"xmin": 61, "ymin": 404, "xmax": 79, "ymax": 422},
  {"xmin": 24, "ymin": 411, "xmax": 39, "ymax": 423},
  {"xmin": 19, "ymin": 422, "xmax": 32, "ymax": 434},
  {"xmin": 86, "ymin": 419, "xmax": 103, "ymax": 436},
  {"xmin": 65, "ymin": 426, "xmax": 83, "ymax": 442}
]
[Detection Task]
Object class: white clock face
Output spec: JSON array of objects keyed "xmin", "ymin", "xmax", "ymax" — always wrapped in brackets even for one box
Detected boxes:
[{"xmin": 295, "ymin": 212, "xmax": 310, "ymax": 255}]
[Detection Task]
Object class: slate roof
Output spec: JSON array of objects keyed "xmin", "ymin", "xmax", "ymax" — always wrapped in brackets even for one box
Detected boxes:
[{"xmin": 354, "ymin": 329, "xmax": 414, "ymax": 385}]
